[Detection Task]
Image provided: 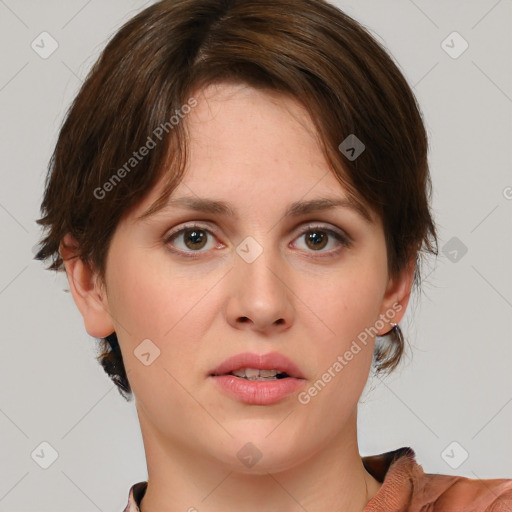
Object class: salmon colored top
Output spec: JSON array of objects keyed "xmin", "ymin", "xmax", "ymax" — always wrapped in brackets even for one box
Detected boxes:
[{"xmin": 122, "ymin": 446, "xmax": 512, "ymax": 511}]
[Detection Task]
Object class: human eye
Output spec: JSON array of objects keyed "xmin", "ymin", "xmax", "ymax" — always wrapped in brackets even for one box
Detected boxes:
[
  {"xmin": 164, "ymin": 223, "xmax": 224, "ymax": 257},
  {"xmin": 291, "ymin": 223, "xmax": 352, "ymax": 256}
]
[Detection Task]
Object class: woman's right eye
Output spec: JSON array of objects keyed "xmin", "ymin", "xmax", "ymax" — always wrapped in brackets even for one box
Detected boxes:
[{"xmin": 164, "ymin": 224, "xmax": 221, "ymax": 255}]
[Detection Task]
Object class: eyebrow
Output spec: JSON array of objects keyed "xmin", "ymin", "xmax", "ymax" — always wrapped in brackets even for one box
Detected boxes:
[{"xmin": 136, "ymin": 195, "xmax": 373, "ymax": 223}]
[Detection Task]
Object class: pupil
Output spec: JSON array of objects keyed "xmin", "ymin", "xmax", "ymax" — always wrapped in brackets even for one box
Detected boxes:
[
  {"xmin": 186, "ymin": 229, "xmax": 206, "ymax": 249},
  {"xmin": 307, "ymin": 231, "xmax": 327, "ymax": 250}
]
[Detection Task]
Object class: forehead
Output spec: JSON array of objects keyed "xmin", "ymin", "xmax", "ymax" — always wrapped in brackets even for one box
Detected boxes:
[
  {"xmin": 183, "ymin": 83, "xmax": 342, "ymax": 194},
  {"xmin": 133, "ymin": 82, "xmax": 377, "ymax": 225},
  {"xmin": 190, "ymin": 81, "xmax": 315, "ymax": 132}
]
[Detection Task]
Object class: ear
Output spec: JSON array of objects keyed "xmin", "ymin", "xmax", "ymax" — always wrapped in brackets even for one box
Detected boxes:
[
  {"xmin": 60, "ymin": 233, "xmax": 115, "ymax": 339},
  {"xmin": 376, "ymin": 256, "xmax": 416, "ymax": 335}
]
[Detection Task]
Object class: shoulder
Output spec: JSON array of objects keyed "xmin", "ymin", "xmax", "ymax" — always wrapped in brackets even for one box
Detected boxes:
[
  {"xmin": 416, "ymin": 471, "xmax": 512, "ymax": 511},
  {"xmin": 363, "ymin": 447, "xmax": 512, "ymax": 512}
]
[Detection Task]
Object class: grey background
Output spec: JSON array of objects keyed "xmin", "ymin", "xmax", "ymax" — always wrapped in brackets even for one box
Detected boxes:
[{"xmin": 0, "ymin": 0, "xmax": 511, "ymax": 511}]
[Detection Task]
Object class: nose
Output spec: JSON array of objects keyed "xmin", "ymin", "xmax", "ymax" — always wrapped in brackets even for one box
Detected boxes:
[{"xmin": 225, "ymin": 243, "xmax": 295, "ymax": 335}]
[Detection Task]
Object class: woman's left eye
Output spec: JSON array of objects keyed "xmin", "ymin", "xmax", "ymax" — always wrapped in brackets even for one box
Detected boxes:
[
  {"xmin": 292, "ymin": 225, "xmax": 351, "ymax": 254},
  {"xmin": 164, "ymin": 223, "xmax": 351, "ymax": 256}
]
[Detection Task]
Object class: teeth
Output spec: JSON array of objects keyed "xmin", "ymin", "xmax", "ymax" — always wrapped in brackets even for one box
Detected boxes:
[
  {"xmin": 259, "ymin": 369, "xmax": 279, "ymax": 378},
  {"xmin": 246, "ymin": 368, "xmax": 262, "ymax": 379},
  {"xmin": 231, "ymin": 368, "xmax": 282, "ymax": 379}
]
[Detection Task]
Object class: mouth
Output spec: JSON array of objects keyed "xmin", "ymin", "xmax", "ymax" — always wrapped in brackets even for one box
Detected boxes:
[
  {"xmin": 214, "ymin": 368, "xmax": 293, "ymax": 381},
  {"xmin": 208, "ymin": 353, "xmax": 306, "ymax": 405},
  {"xmin": 209, "ymin": 351, "xmax": 305, "ymax": 380}
]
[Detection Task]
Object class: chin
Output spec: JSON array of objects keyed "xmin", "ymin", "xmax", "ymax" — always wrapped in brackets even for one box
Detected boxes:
[{"xmin": 211, "ymin": 424, "xmax": 311, "ymax": 475}]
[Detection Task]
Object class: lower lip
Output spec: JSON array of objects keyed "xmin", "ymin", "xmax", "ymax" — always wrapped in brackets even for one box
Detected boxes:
[{"xmin": 210, "ymin": 375, "xmax": 306, "ymax": 405}]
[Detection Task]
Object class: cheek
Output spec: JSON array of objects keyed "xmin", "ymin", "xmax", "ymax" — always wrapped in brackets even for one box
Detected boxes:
[
  {"xmin": 106, "ymin": 254, "xmax": 173, "ymax": 339},
  {"xmin": 105, "ymin": 248, "xmax": 220, "ymax": 356},
  {"xmin": 299, "ymin": 275, "xmax": 382, "ymax": 429},
  {"xmin": 300, "ymin": 259, "xmax": 386, "ymax": 406},
  {"xmin": 310, "ymin": 267, "xmax": 385, "ymax": 347},
  {"xmin": 105, "ymin": 250, "xmax": 214, "ymax": 403}
]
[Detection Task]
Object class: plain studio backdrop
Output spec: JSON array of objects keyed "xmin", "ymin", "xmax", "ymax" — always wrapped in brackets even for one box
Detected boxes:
[{"xmin": 0, "ymin": 1, "xmax": 511, "ymax": 511}]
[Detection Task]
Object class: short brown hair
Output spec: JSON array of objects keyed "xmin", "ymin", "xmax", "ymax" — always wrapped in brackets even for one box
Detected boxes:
[{"xmin": 34, "ymin": 0, "xmax": 438, "ymax": 401}]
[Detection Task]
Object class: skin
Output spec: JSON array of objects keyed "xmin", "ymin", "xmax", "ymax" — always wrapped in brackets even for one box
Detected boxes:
[{"xmin": 61, "ymin": 82, "xmax": 415, "ymax": 512}]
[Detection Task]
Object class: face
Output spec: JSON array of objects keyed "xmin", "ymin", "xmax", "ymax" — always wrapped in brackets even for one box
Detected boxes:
[{"xmin": 68, "ymin": 82, "xmax": 412, "ymax": 474}]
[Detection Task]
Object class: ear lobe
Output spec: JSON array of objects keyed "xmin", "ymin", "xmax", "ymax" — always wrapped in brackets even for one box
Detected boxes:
[
  {"xmin": 377, "ymin": 257, "xmax": 416, "ymax": 334},
  {"xmin": 60, "ymin": 233, "xmax": 115, "ymax": 339}
]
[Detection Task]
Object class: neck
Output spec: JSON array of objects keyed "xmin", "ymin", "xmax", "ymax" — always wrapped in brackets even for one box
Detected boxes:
[{"xmin": 136, "ymin": 406, "xmax": 382, "ymax": 512}]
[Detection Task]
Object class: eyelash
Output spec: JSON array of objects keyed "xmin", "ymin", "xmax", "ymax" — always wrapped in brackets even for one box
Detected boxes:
[{"xmin": 164, "ymin": 223, "xmax": 352, "ymax": 259}]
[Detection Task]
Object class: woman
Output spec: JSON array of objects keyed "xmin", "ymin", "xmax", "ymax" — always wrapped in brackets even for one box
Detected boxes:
[{"xmin": 34, "ymin": 0, "xmax": 512, "ymax": 510}]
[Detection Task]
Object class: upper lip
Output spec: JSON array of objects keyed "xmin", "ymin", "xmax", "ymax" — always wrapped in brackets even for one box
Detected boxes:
[{"xmin": 210, "ymin": 351, "xmax": 305, "ymax": 379}]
